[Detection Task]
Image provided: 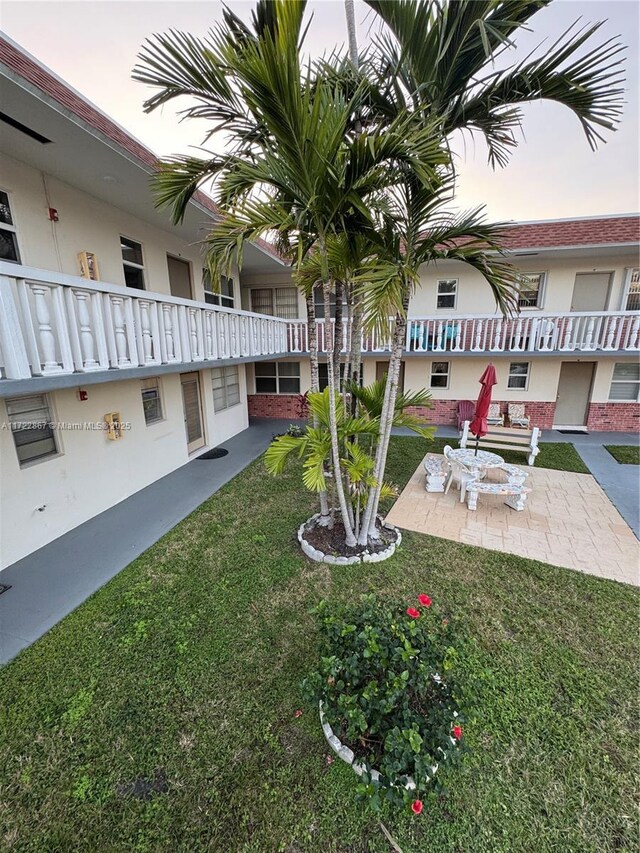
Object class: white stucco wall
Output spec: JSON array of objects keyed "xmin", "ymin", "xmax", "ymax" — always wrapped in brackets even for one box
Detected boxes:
[
  {"xmin": 409, "ymin": 254, "xmax": 639, "ymax": 316},
  {"xmin": 0, "ymin": 151, "xmax": 245, "ymax": 306},
  {"xmin": 0, "ymin": 365, "xmax": 249, "ymax": 569}
]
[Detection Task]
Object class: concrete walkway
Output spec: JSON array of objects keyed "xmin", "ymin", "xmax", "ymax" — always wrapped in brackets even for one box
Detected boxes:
[{"xmin": 0, "ymin": 418, "xmax": 292, "ymax": 665}]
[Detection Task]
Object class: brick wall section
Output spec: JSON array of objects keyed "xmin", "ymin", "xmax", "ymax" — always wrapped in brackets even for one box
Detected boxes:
[
  {"xmin": 248, "ymin": 394, "xmax": 303, "ymax": 419},
  {"xmin": 587, "ymin": 403, "xmax": 640, "ymax": 432},
  {"xmin": 249, "ymin": 396, "xmax": 639, "ymax": 432}
]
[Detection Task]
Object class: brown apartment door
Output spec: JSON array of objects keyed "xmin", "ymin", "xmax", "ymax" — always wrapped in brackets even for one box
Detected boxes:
[
  {"xmin": 570, "ymin": 272, "xmax": 612, "ymax": 312},
  {"xmin": 168, "ymin": 256, "xmax": 192, "ymax": 300},
  {"xmin": 181, "ymin": 372, "xmax": 205, "ymax": 453},
  {"xmin": 554, "ymin": 362, "xmax": 595, "ymax": 427}
]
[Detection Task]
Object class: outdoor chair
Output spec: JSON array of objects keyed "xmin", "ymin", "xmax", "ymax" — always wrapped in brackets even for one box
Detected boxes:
[
  {"xmin": 508, "ymin": 403, "xmax": 530, "ymax": 428},
  {"xmin": 443, "ymin": 445, "xmax": 478, "ymax": 502},
  {"xmin": 457, "ymin": 400, "xmax": 474, "ymax": 432},
  {"xmin": 486, "ymin": 403, "xmax": 504, "ymax": 426}
]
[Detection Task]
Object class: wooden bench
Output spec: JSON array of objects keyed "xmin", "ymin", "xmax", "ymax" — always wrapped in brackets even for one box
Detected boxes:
[
  {"xmin": 423, "ymin": 454, "xmax": 448, "ymax": 492},
  {"xmin": 460, "ymin": 421, "xmax": 541, "ymax": 466},
  {"xmin": 466, "ymin": 481, "xmax": 531, "ymax": 512}
]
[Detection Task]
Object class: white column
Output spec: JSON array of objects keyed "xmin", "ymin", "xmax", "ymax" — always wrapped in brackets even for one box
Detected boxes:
[
  {"xmin": 31, "ymin": 285, "xmax": 60, "ymax": 373},
  {"xmin": 111, "ymin": 297, "xmax": 130, "ymax": 366},
  {"xmin": 0, "ymin": 275, "xmax": 32, "ymax": 378},
  {"xmin": 74, "ymin": 290, "xmax": 98, "ymax": 369}
]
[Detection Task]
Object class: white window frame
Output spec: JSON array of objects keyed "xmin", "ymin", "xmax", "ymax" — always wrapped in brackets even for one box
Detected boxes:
[
  {"xmin": 518, "ymin": 272, "xmax": 547, "ymax": 310},
  {"xmin": 141, "ymin": 377, "xmax": 164, "ymax": 425},
  {"xmin": 609, "ymin": 363, "xmax": 640, "ymax": 402},
  {"xmin": 620, "ymin": 267, "xmax": 640, "ymax": 312},
  {"xmin": 250, "ymin": 287, "xmax": 299, "ymax": 319},
  {"xmin": 212, "ymin": 365, "xmax": 241, "ymax": 411},
  {"xmin": 436, "ymin": 279, "xmax": 457, "ymax": 310},
  {"xmin": 507, "ymin": 361, "xmax": 530, "ymax": 390},
  {"xmin": 120, "ymin": 235, "xmax": 145, "ymax": 290},
  {"xmin": 5, "ymin": 393, "xmax": 60, "ymax": 467},
  {"xmin": 430, "ymin": 361, "xmax": 450, "ymax": 390},
  {"xmin": 254, "ymin": 361, "xmax": 301, "ymax": 394},
  {"xmin": 204, "ymin": 270, "xmax": 235, "ymax": 308},
  {"xmin": 0, "ymin": 188, "xmax": 21, "ymax": 264}
]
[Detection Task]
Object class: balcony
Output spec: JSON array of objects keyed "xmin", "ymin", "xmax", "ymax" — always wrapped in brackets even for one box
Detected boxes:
[
  {"xmin": 286, "ymin": 312, "xmax": 640, "ymax": 356},
  {"xmin": 0, "ymin": 262, "xmax": 289, "ymax": 388}
]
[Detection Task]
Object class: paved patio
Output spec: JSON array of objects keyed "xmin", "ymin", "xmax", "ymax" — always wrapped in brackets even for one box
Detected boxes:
[{"xmin": 386, "ymin": 455, "xmax": 639, "ymax": 587}]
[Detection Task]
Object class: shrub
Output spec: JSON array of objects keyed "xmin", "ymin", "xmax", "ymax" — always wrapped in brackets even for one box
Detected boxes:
[{"xmin": 302, "ymin": 594, "xmax": 469, "ymax": 814}]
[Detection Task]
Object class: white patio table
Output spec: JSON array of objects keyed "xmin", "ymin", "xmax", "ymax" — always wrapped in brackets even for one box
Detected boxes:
[{"xmin": 448, "ymin": 447, "xmax": 504, "ymax": 476}]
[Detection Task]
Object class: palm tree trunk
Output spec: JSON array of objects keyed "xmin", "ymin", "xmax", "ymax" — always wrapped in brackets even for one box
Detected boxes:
[
  {"xmin": 306, "ymin": 290, "xmax": 332, "ymax": 527},
  {"xmin": 345, "ymin": 0, "xmax": 358, "ymax": 67},
  {"xmin": 323, "ymin": 277, "xmax": 357, "ymax": 547},
  {"xmin": 358, "ymin": 293, "xmax": 409, "ymax": 545},
  {"xmin": 333, "ymin": 280, "xmax": 344, "ymax": 392}
]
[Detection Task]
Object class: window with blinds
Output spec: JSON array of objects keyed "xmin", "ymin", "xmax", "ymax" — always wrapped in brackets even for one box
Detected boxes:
[
  {"xmin": 251, "ymin": 287, "xmax": 298, "ymax": 319},
  {"xmin": 5, "ymin": 394, "xmax": 58, "ymax": 466},
  {"xmin": 141, "ymin": 378, "xmax": 163, "ymax": 424},
  {"xmin": 609, "ymin": 363, "xmax": 640, "ymax": 401},
  {"xmin": 212, "ymin": 366, "xmax": 241, "ymax": 411}
]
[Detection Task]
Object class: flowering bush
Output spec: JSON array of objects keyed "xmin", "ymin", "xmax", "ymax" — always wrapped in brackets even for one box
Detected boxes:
[{"xmin": 302, "ymin": 594, "xmax": 469, "ymax": 813}]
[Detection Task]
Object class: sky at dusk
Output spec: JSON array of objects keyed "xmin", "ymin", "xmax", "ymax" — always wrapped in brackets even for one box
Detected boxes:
[{"xmin": 2, "ymin": 0, "xmax": 639, "ymax": 222}]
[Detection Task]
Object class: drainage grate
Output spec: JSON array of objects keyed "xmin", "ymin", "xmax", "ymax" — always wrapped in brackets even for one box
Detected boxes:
[
  {"xmin": 197, "ymin": 447, "xmax": 229, "ymax": 460},
  {"xmin": 0, "ymin": 584, "xmax": 11, "ymax": 596},
  {"xmin": 557, "ymin": 429, "xmax": 589, "ymax": 435}
]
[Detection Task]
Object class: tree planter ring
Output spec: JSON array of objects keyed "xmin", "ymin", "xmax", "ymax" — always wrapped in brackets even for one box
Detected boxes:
[
  {"xmin": 298, "ymin": 514, "xmax": 401, "ymax": 565},
  {"xmin": 319, "ymin": 701, "xmax": 421, "ymax": 791}
]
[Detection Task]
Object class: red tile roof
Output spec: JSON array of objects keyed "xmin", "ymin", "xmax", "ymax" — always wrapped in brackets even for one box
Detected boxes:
[
  {"xmin": 498, "ymin": 216, "xmax": 639, "ymax": 250},
  {"xmin": 1, "ymin": 36, "xmax": 637, "ymax": 261}
]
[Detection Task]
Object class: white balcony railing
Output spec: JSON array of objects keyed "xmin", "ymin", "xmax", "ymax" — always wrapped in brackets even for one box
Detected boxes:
[
  {"xmin": 0, "ymin": 263, "xmax": 289, "ymax": 381},
  {"xmin": 286, "ymin": 311, "xmax": 640, "ymax": 355}
]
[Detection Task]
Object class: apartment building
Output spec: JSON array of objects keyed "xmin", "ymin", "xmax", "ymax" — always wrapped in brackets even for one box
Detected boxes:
[{"xmin": 0, "ymin": 36, "xmax": 638, "ymax": 570}]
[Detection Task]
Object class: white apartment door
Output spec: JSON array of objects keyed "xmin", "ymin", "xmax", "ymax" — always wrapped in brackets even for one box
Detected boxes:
[
  {"xmin": 167, "ymin": 256, "xmax": 192, "ymax": 300},
  {"xmin": 570, "ymin": 272, "xmax": 612, "ymax": 312},
  {"xmin": 181, "ymin": 372, "xmax": 205, "ymax": 453},
  {"xmin": 554, "ymin": 362, "xmax": 595, "ymax": 426}
]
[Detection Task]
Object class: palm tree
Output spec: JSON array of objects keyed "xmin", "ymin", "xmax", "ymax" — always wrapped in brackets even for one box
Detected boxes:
[{"xmin": 348, "ymin": 0, "xmax": 625, "ymax": 543}]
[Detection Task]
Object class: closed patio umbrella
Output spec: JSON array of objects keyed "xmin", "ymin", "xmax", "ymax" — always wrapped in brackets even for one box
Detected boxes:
[{"xmin": 469, "ymin": 363, "xmax": 497, "ymax": 455}]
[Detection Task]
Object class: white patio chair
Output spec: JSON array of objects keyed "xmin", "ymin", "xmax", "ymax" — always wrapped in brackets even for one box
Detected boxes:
[
  {"xmin": 443, "ymin": 445, "xmax": 478, "ymax": 502},
  {"xmin": 508, "ymin": 403, "xmax": 530, "ymax": 428},
  {"xmin": 487, "ymin": 403, "xmax": 504, "ymax": 426}
]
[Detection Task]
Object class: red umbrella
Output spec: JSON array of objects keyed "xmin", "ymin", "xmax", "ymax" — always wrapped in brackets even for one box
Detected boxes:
[{"xmin": 469, "ymin": 364, "xmax": 497, "ymax": 454}]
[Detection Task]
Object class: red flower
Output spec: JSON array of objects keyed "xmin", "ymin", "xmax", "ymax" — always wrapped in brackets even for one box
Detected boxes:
[
  {"xmin": 418, "ymin": 594, "xmax": 432, "ymax": 607},
  {"xmin": 411, "ymin": 800, "xmax": 424, "ymax": 815},
  {"xmin": 452, "ymin": 725, "xmax": 463, "ymax": 740},
  {"xmin": 406, "ymin": 607, "xmax": 420, "ymax": 619},
  {"xmin": 294, "ymin": 709, "xmax": 303, "ymax": 718}
]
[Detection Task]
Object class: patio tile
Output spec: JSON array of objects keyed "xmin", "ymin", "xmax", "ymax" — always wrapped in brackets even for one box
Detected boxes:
[{"xmin": 387, "ymin": 454, "xmax": 639, "ymax": 587}]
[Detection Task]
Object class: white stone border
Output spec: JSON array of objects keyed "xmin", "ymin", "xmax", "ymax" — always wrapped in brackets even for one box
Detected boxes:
[
  {"xmin": 319, "ymin": 701, "xmax": 417, "ymax": 790},
  {"xmin": 298, "ymin": 514, "xmax": 402, "ymax": 564}
]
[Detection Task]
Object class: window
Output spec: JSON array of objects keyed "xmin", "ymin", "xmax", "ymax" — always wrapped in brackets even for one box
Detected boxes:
[
  {"xmin": 430, "ymin": 361, "xmax": 449, "ymax": 389},
  {"xmin": 0, "ymin": 190, "xmax": 20, "ymax": 263},
  {"xmin": 141, "ymin": 378, "xmax": 163, "ymax": 424},
  {"xmin": 624, "ymin": 268, "xmax": 640, "ymax": 311},
  {"xmin": 507, "ymin": 362, "xmax": 530, "ymax": 390},
  {"xmin": 5, "ymin": 394, "xmax": 58, "ymax": 466},
  {"xmin": 314, "ymin": 286, "xmax": 347, "ymax": 320},
  {"xmin": 318, "ymin": 363, "xmax": 361, "ymax": 390},
  {"xmin": 609, "ymin": 363, "xmax": 640, "ymax": 401},
  {"xmin": 518, "ymin": 272, "xmax": 545, "ymax": 309},
  {"xmin": 436, "ymin": 279, "xmax": 457, "ymax": 310},
  {"xmin": 251, "ymin": 287, "xmax": 298, "ymax": 319},
  {"xmin": 212, "ymin": 366, "xmax": 241, "ymax": 411},
  {"xmin": 121, "ymin": 237, "xmax": 145, "ymax": 290},
  {"xmin": 203, "ymin": 270, "xmax": 234, "ymax": 308},
  {"xmin": 255, "ymin": 361, "xmax": 300, "ymax": 394}
]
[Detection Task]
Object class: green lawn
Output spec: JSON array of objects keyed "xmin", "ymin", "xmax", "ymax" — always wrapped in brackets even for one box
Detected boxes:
[
  {"xmin": 428, "ymin": 437, "xmax": 590, "ymax": 473},
  {"xmin": 604, "ymin": 444, "xmax": 640, "ymax": 465},
  {"xmin": 0, "ymin": 437, "xmax": 636, "ymax": 852}
]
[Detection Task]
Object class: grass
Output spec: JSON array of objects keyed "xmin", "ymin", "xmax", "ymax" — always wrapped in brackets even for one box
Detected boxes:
[
  {"xmin": 0, "ymin": 437, "xmax": 637, "ymax": 852},
  {"xmin": 604, "ymin": 445, "xmax": 640, "ymax": 465},
  {"xmin": 427, "ymin": 437, "xmax": 590, "ymax": 473}
]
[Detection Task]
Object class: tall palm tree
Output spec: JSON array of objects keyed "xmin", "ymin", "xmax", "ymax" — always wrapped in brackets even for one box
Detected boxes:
[{"xmin": 349, "ymin": 0, "xmax": 625, "ymax": 543}]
